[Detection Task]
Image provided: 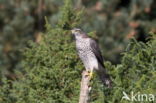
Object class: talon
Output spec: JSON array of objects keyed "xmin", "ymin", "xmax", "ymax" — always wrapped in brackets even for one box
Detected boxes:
[
  {"xmin": 84, "ymin": 70, "xmax": 94, "ymax": 80},
  {"xmin": 89, "ymin": 71, "xmax": 93, "ymax": 80},
  {"xmin": 84, "ymin": 70, "xmax": 90, "ymax": 77}
]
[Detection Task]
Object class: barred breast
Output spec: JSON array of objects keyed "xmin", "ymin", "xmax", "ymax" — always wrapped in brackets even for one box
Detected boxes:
[{"xmin": 76, "ymin": 38, "xmax": 98, "ymax": 71}]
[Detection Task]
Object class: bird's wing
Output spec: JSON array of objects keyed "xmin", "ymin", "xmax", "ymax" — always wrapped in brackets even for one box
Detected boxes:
[{"xmin": 89, "ymin": 39, "xmax": 104, "ymax": 67}]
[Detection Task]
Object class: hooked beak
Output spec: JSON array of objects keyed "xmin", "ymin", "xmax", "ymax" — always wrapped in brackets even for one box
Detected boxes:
[
  {"xmin": 71, "ymin": 29, "xmax": 75, "ymax": 35},
  {"xmin": 71, "ymin": 29, "xmax": 75, "ymax": 40}
]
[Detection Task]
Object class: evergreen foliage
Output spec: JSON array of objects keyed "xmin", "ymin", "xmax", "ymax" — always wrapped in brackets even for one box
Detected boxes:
[
  {"xmin": 83, "ymin": 34, "xmax": 156, "ymax": 103},
  {"xmin": 0, "ymin": 0, "xmax": 155, "ymax": 103},
  {"xmin": 79, "ymin": 0, "xmax": 156, "ymax": 63},
  {"xmin": 0, "ymin": 30, "xmax": 155, "ymax": 103},
  {"xmin": 0, "ymin": 0, "xmax": 156, "ymax": 77},
  {"xmin": 0, "ymin": 0, "xmax": 35, "ymax": 78},
  {"xmin": 1, "ymin": 0, "xmax": 83, "ymax": 103},
  {"xmin": 102, "ymin": 34, "xmax": 156, "ymax": 103}
]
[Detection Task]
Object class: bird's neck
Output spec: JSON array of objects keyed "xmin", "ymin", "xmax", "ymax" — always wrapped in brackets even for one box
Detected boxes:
[{"xmin": 75, "ymin": 36, "xmax": 85, "ymax": 42}]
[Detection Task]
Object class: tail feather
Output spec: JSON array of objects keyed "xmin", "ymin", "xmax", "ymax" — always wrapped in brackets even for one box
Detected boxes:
[{"xmin": 97, "ymin": 66, "xmax": 112, "ymax": 88}]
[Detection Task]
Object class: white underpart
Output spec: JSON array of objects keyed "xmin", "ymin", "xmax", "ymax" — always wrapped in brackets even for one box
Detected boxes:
[
  {"xmin": 86, "ymin": 54, "xmax": 98, "ymax": 71},
  {"xmin": 76, "ymin": 37, "xmax": 99, "ymax": 72}
]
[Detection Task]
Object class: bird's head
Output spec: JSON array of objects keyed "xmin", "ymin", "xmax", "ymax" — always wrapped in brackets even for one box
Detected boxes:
[
  {"xmin": 71, "ymin": 28, "xmax": 82, "ymax": 36},
  {"xmin": 71, "ymin": 28, "xmax": 88, "ymax": 39}
]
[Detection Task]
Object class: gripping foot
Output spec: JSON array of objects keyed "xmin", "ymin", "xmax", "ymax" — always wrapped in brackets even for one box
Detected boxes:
[{"xmin": 84, "ymin": 70, "xmax": 94, "ymax": 80}]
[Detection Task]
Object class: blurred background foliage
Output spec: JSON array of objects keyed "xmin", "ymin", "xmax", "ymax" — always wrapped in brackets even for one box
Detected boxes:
[
  {"xmin": 0, "ymin": 0, "xmax": 156, "ymax": 78},
  {"xmin": 0, "ymin": 0, "xmax": 156, "ymax": 103}
]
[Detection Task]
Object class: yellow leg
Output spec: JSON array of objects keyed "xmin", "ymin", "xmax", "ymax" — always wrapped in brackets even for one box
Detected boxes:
[
  {"xmin": 89, "ymin": 69, "xmax": 94, "ymax": 80},
  {"xmin": 89, "ymin": 71, "xmax": 92, "ymax": 78},
  {"xmin": 85, "ymin": 69, "xmax": 94, "ymax": 80}
]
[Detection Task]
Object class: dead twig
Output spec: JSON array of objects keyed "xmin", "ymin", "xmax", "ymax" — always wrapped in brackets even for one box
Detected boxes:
[{"xmin": 79, "ymin": 70, "xmax": 91, "ymax": 103}]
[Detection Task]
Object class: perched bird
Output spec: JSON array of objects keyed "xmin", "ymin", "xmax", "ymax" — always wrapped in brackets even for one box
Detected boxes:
[{"xmin": 71, "ymin": 28, "xmax": 112, "ymax": 88}]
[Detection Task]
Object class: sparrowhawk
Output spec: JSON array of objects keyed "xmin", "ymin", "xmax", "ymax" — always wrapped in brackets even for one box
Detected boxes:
[{"xmin": 71, "ymin": 28, "xmax": 112, "ymax": 88}]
